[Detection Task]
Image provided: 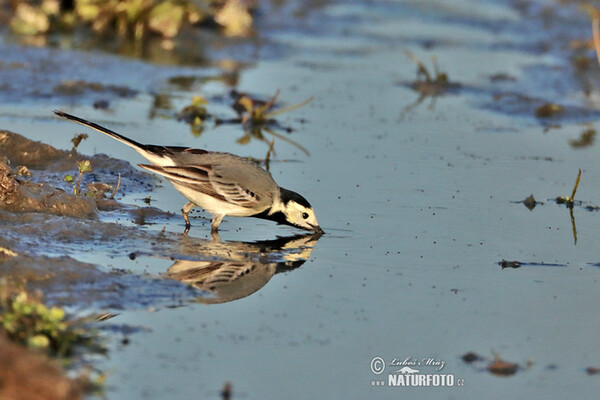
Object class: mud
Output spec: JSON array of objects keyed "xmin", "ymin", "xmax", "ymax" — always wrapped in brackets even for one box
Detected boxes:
[
  {"xmin": 0, "ymin": 154, "xmax": 97, "ymax": 218},
  {"xmin": 0, "ymin": 333, "xmax": 86, "ymax": 400},
  {"xmin": 0, "ymin": 129, "xmax": 168, "ymax": 220}
]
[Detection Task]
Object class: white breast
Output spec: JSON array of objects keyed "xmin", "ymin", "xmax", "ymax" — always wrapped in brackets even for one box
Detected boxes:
[{"xmin": 171, "ymin": 182, "xmax": 265, "ymax": 217}]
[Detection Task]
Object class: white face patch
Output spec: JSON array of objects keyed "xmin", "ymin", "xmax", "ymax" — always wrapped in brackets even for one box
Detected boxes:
[{"xmin": 284, "ymin": 200, "xmax": 320, "ymax": 231}]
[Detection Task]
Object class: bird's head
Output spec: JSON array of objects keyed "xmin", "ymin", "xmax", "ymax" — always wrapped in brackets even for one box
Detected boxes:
[{"xmin": 264, "ymin": 188, "xmax": 324, "ymax": 234}]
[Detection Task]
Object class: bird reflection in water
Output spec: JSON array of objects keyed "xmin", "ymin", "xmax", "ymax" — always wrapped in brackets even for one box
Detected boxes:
[{"xmin": 165, "ymin": 233, "xmax": 322, "ymax": 304}]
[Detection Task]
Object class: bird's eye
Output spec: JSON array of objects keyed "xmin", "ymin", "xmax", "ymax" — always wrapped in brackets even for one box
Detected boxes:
[{"xmin": 302, "ymin": 212, "xmax": 309, "ymax": 219}]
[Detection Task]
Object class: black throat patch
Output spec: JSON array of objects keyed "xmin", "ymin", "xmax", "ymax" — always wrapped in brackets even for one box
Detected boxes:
[{"xmin": 251, "ymin": 209, "xmax": 290, "ymax": 226}]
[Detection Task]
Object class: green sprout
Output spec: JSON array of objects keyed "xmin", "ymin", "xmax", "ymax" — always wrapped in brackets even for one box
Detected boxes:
[{"xmin": 65, "ymin": 160, "xmax": 93, "ymax": 195}]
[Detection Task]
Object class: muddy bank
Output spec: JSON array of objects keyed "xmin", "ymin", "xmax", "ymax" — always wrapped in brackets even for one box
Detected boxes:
[
  {"xmin": 0, "ymin": 332, "xmax": 86, "ymax": 400},
  {"xmin": 0, "ymin": 127, "xmax": 321, "ymax": 310}
]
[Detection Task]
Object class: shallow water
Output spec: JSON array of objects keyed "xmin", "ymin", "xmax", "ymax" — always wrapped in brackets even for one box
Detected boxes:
[{"xmin": 2, "ymin": 0, "xmax": 600, "ymax": 398}]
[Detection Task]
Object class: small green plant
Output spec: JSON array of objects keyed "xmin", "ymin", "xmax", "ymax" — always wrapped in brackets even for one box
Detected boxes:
[
  {"xmin": 0, "ymin": 288, "xmax": 102, "ymax": 358},
  {"xmin": 64, "ymin": 160, "xmax": 92, "ymax": 195}
]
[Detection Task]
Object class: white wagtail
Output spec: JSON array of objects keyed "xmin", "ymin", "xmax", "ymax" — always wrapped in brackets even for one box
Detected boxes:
[{"xmin": 54, "ymin": 111, "xmax": 323, "ymax": 234}]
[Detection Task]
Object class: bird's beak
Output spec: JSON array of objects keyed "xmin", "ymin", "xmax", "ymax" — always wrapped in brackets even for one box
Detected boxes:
[{"xmin": 309, "ymin": 224, "xmax": 325, "ymax": 235}]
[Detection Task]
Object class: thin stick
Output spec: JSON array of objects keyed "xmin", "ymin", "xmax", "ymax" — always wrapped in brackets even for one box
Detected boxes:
[
  {"xmin": 263, "ymin": 126, "xmax": 310, "ymax": 156},
  {"xmin": 570, "ymin": 168, "xmax": 582, "ymax": 204},
  {"xmin": 263, "ymin": 96, "xmax": 314, "ymax": 119},
  {"xmin": 263, "ymin": 89, "xmax": 281, "ymax": 113},
  {"xmin": 109, "ymin": 173, "xmax": 121, "ymax": 199},
  {"xmin": 569, "ymin": 207, "xmax": 577, "ymax": 245},
  {"xmin": 76, "ymin": 170, "xmax": 83, "ymax": 196},
  {"xmin": 264, "ymin": 139, "xmax": 275, "ymax": 172}
]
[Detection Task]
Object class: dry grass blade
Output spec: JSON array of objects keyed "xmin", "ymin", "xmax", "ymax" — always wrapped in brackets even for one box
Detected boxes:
[
  {"xmin": 404, "ymin": 50, "xmax": 432, "ymax": 82},
  {"xmin": 109, "ymin": 173, "xmax": 121, "ymax": 199},
  {"xmin": 264, "ymin": 139, "xmax": 275, "ymax": 172},
  {"xmin": 570, "ymin": 168, "xmax": 582, "ymax": 204},
  {"xmin": 570, "ymin": 206, "xmax": 577, "ymax": 245},
  {"xmin": 263, "ymin": 127, "xmax": 310, "ymax": 156},
  {"xmin": 263, "ymin": 96, "xmax": 314, "ymax": 119},
  {"xmin": 263, "ymin": 89, "xmax": 280, "ymax": 113}
]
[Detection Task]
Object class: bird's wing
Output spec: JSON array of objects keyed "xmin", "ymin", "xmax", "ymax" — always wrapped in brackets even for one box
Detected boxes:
[{"xmin": 139, "ymin": 164, "xmax": 266, "ymax": 208}]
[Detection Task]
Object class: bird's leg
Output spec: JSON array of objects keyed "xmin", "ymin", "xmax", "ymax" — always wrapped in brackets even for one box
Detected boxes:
[
  {"xmin": 181, "ymin": 201, "xmax": 195, "ymax": 234},
  {"xmin": 211, "ymin": 214, "xmax": 224, "ymax": 233}
]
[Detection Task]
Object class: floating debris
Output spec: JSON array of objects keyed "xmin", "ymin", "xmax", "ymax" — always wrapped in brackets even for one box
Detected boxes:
[
  {"xmin": 93, "ymin": 99, "xmax": 110, "ymax": 110},
  {"xmin": 404, "ymin": 50, "xmax": 461, "ymax": 96},
  {"xmin": 522, "ymin": 194, "xmax": 540, "ymax": 210},
  {"xmin": 497, "ymin": 260, "xmax": 566, "ymax": 269},
  {"xmin": 461, "ymin": 352, "xmax": 482, "ymax": 363},
  {"xmin": 586, "ymin": 366, "xmax": 600, "ymax": 375},
  {"xmin": 535, "ymin": 103, "xmax": 564, "ymax": 118},
  {"xmin": 462, "ymin": 351, "xmax": 526, "ymax": 376},
  {"xmin": 220, "ymin": 382, "xmax": 233, "ymax": 400},
  {"xmin": 569, "ymin": 128, "xmax": 596, "ymax": 148},
  {"xmin": 487, "ymin": 358, "xmax": 520, "ymax": 376},
  {"xmin": 499, "ymin": 260, "xmax": 521, "ymax": 269},
  {"xmin": 402, "ymin": 50, "xmax": 461, "ymax": 113}
]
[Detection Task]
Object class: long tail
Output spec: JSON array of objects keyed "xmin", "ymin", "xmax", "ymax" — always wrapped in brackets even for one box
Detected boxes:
[{"xmin": 54, "ymin": 110, "xmax": 145, "ymax": 151}]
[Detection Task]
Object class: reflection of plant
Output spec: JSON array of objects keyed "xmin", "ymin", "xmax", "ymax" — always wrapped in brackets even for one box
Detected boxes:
[
  {"xmin": 231, "ymin": 89, "xmax": 312, "ymax": 155},
  {"xmin": 176, "ymin": 95, "xmax": 209, "ymax": 136},
  {"xmin": 401, "ymin": 51, "xmax": 461, "ymax": 114},
  {"xmin": 177, "ymin": 89, "xmax": 313, "ymax": 155},
  {"xmin": 233, "ymin": 89, "xmax": 313, "ymax": 128}
]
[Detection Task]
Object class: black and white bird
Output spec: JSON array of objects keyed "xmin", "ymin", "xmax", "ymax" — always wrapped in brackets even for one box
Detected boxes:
[{"xmin": 54, "ymin": 111, "xmax": 323, "ymax": 235}]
